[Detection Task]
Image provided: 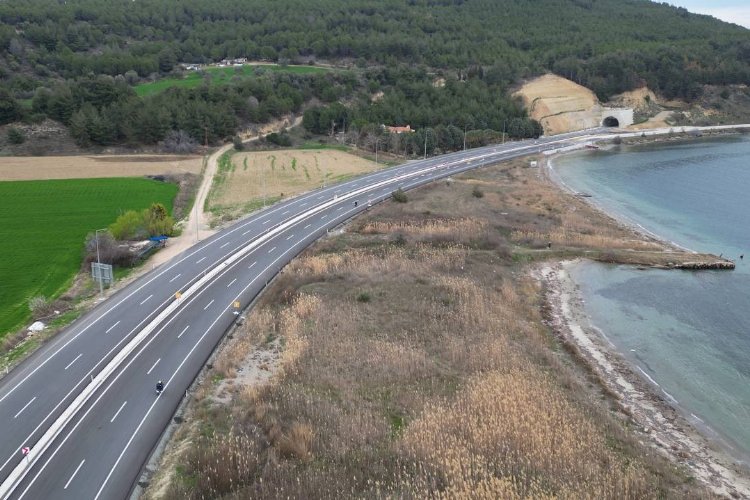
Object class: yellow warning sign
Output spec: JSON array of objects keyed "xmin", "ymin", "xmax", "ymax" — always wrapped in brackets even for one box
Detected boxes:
[
  {"xmin": 233, "ymin": 301, "xmax": 241, "ymax": 309},
  {"xmin": 175, "ymin": 292, "xmax": 182, "ymax": 299}
]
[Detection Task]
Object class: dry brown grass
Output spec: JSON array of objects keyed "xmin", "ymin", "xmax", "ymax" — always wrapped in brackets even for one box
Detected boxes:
[
  {"xmin": 0, "ymin": 155, "xmax": 203, "ymax": 180},
  {"xmin": 211, "ymin": 149, "xmax": 380, "ymax": 208},
  {"xmin": 152, "ymin": 158, "xmax": 709, "ymax": 500}
]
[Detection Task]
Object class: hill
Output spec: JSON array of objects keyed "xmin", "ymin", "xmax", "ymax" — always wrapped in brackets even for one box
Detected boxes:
[{"xmin": 0, "ymin": 0, "xmax": 747, "ymax": 149}]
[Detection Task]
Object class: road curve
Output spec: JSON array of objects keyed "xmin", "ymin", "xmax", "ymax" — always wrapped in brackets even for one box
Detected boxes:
[{"xmin": 0, "ymin": 128, "xmax": 615, "ymax": 499}]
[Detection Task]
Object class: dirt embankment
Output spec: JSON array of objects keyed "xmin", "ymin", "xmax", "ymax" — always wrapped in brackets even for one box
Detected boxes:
[{"xmin": 514, "ymin": 74, "xmax": 603, "ymax": 135}]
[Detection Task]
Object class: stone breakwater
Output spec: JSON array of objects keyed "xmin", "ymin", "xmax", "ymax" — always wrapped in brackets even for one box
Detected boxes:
[{"xmin": 671, "ymin": 260, "xmax": 735, "ymax": 270}]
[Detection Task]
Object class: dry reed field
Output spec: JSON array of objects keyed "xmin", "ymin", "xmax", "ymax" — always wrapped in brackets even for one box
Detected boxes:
[
  {"xmin": 148, "ymin": 158, "xmax": 710, "ymax": 499},
  {"xmin": 211, "ymin": 150, "xmax": 380, "ymax": 208},
  {"xmin": 0, "ymin": 155, "xmax": 203, "ymax": 181}
]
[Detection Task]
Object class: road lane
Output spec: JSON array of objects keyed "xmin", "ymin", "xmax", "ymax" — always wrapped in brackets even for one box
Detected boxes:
[{"xmin": 1, "ymin": 129, "xmax": 608, "ymax": 498}]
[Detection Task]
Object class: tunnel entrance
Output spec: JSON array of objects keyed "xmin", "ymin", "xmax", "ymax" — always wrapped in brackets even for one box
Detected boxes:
[{"xmin": 603, "ymin": 116, "xmax": 620, "ymax": 127}]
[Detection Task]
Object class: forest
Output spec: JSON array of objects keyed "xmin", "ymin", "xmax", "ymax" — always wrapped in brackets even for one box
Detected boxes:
[{"xmin": 0, "ymin": 0, "xmax": 748, "ymax": 150}]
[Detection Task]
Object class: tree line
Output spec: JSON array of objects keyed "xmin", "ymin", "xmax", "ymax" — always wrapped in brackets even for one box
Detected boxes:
[
  {"xmin": 0, "ymin": 0, "xmax": 747, "ymax": 102},
  {"xmin": 0, "ymin": 0, "xmax": 748, "ymax": 149}
]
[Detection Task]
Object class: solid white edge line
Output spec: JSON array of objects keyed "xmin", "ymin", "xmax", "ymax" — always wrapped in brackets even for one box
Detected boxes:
[
  {"xmin": 0, "ymin": 129, "xmax": 625, "ymax": 498},
  {"xmin": 64, "ymin": 354, "xmax": 82, "ymax": 371},
  {"xmin": 13, "ymin": 397, "xmax": 36, "ymax": 419},
  {"xmin": 63, "ymin": 459, "xmax": 85, "ymax": 490},
  {"xmin": 94, "ymin": 221, "xmax": 316, "ymax": 499},
  {"xmin": 109, "ymin": 402, "xmax": 126, "ymax": 423}
]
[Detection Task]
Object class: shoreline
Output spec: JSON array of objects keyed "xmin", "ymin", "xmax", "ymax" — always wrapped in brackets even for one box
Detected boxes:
[
  {"xmin": 537, "ymin": 132, "xmax": 750, "ymax": 495},
  {"xmin": 539, "ymin": 261, "xmax": 750, "ymax": 497}
]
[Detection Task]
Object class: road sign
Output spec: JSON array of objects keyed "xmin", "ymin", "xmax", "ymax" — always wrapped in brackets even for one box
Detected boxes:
[
  {"xmin": 175, "ymin": 292, "xmax": 182, "ymax": 300},
  {"xmin": 91, "ymin": 262, "xmax": 113, "ymax": 284},
  {"xmin": 233, "ymin": 301, "xmax": 240, "ymax": 309},
  {"xmin": 21, "ymin": 447, "xmax": 29, "ymax": 456}
]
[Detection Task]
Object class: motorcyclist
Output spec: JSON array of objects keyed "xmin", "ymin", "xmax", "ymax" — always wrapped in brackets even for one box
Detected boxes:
[{"xmin": 156, "ymin": 380, "xmax": 164, "ymax": 393}]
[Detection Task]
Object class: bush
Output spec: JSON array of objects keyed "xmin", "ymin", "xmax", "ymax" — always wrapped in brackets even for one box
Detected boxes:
[
  {"xmin": 28, "ymin": 295, "xmax": 51, "ymax": 317},
  {"xmin": 472, "ymin": 186, "xmax": 484, "ymax": 198},
  {"xmin": 109, "ymin": 203, "xmax": 174, "ymax": 240},
  {"xmin": 162, "ymin": 130, "xmax": 198, "ymax": 154},
  {"xmin": 266, "ymin": 131, "xmax": 292, "ymax": 147},
  {"xmin": 232, "ymin": 135, "xmax": 244, "ymax": 151},
  {"xmin": 7, "ymin": 127, "xmax": 25, "ymax": 144},
  {"xmin": 356, "ymin": 292, "xmax": 371, "ymax": 303},
  {"xmin": 392, "ymin": 188, "xmax": 408, "ymax": 203}
]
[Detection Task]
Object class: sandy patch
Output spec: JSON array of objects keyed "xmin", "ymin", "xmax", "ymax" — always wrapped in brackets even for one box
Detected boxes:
[
  {"xmin": 514, "ymin": 74, "xmax": 602, "ymax": 135},
  {"xmin": 0, "ymin": 155, "xmax": 203, "ymax": 181},
  {"xmin": 539, "ymin": 262, "xmax": 750, "ymax": 498},
  {"xmin": 211, "ymin": 149, "xmax": 380, "ymax": 208}
]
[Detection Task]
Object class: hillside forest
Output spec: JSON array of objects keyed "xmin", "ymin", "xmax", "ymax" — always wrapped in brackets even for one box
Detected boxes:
[{"xmin": 0, "ymin": 0, "xmax": 748, "ymax": 153}]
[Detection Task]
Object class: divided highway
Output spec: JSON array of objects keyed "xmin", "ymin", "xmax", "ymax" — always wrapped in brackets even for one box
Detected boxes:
[{"xmin": 0, "ymin": 129, "xmax": 606, "ymax": 499}]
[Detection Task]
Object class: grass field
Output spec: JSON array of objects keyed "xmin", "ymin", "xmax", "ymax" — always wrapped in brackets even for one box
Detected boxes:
[
  {"xmin": 135, "ymin": 64, "xmax": 330, "ymax": 97},
  {"xmin": 0, "ymin": 177, "xmax": 178, "ymax": 337},
  {"xmin": 206, "ymin": 149, "xmax": 382, "ymax": 222}
]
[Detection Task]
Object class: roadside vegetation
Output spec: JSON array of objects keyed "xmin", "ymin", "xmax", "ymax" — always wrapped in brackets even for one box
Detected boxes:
[
  {"xmin": 0, "ymin": 177, "xmax": 177, "ymax": 339},
  {"xmin": 149, "ymin": 157, "xmax": 714, "ymax": 499}
]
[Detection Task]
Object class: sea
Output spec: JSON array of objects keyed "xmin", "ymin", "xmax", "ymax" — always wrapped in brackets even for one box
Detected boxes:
[{"xmin": 551, "ymin": 134, "xmax": 750, "ymax": 464}]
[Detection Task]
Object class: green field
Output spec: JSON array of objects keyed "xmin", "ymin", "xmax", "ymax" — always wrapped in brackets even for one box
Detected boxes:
[
  {"xmin": 134, "ymin": 64, "xmax": 330, "ymax": 97},
  {"xmin": 0, "ymin": 177, "xmax": 178, "ymax": 337}
]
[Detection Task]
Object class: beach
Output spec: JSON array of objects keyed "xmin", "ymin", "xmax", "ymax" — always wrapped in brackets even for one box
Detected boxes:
[
  {"xmin": 539, "ymin": 261, "xmax": 750, "ymax": 497},
  {"xmin": 539, "ymin": 133, "xmax": 750, "ymax": 496}
]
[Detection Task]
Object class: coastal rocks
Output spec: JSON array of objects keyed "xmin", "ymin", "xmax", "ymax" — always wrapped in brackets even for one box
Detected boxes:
[{"xmin": 673, "ymin": 261, "xmax": 735, "ymax": 270}]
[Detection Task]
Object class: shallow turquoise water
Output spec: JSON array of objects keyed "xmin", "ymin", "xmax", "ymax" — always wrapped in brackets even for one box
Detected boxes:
[{"xmin": 553, "ymin": 135, "xmax": 750, "ymax": 461}]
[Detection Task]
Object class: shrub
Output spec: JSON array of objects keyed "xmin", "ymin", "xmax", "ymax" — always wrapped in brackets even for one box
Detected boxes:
[
  {"xmin": 7, "ymin": 127, "xmax": 25, "ymax": 144},
  {"xmin": 266, "ymin": 131, "xmax": 292, "ymax": 147},
  {"xmin": 28, "ymin": 295, "xmax": 51, "ymax": 317},
  {"xmin": 392, "ymin": 188, "xmax": 408, "ymax": 203},
  {"xmin": 232, "ymin": 135, "xmax": 244, "ymax": 151},
  {"xmin": 472, "ymin": 186, "xmax": 484, "ymax": 198},
  {"xmin": 356, "ymin": 292, "xmax": 371, "ymax": 303},
  {"xmin": 162, "ymin": 130, "xmax": 198, "ymax": 154}
]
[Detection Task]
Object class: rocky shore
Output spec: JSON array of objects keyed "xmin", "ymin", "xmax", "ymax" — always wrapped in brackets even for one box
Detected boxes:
[{"xmin": 539, "ymin": 261, "xmax": 750, "ymax": 498}]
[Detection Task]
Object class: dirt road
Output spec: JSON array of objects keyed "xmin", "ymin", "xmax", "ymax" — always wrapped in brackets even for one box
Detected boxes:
[{"xmin": 148, "ymin": 116, "xmax": 303, "ymax": 267}]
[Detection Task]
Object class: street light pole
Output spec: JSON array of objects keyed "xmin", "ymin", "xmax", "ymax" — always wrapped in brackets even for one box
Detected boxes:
[{"xmin": 95, "ymin": 228, "xmax": 106, "ymax": 296}]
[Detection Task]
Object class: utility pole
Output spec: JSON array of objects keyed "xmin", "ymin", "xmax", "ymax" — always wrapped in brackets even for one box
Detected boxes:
[
  {"xmin": 502, "ymin": 120, "xmax": 506, "ymax": 144},
  {"xmin": 95, "ymin": 228, "xmax": 106, "ymax": 296},
  {"xmin": 423, "ymin": 129, "xmax": 428, "ymax": 160},
  {"xmin": 463, "ymin": 124, "xmax": 467, "ymax": 151},
  {"xmin": 262, "ymin": 163, "xmax": 267, "ymax": 207},
  {"xmin": 375, "ymin": 137, "xmax": 379, "ymax": 164}
]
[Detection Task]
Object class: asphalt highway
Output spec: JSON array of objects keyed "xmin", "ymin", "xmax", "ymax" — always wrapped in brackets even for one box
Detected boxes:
[{"xmin": 0, "ymin": 129, "xmax": 608, "ymax": 499}]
